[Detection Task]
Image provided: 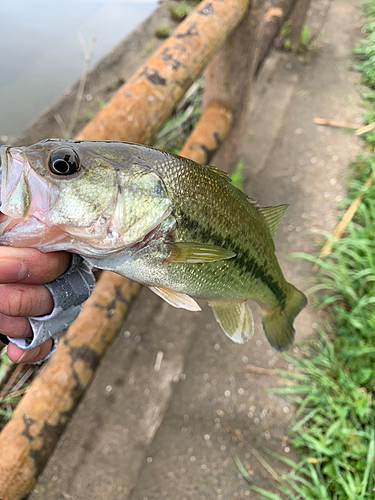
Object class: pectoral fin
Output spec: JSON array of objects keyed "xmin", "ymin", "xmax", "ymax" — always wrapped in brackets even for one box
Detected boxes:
[
  {"xmin": 149, "ymin": 285, "xmax": 201, "ymax": 311},
  {"xmin": 167, "ymin": 242, "xmax": 236, "ymax": 264},
  {"xmin": 208, "ymin": 300, "xmax": 254, "ymax": 344}
]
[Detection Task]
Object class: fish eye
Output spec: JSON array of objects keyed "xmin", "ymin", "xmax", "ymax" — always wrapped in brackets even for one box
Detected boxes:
[{"xmin": 48, "ymin": 147, "xmax": 80, "ymax": 176}]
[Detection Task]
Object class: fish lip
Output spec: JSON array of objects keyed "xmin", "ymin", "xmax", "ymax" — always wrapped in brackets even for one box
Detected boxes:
[
  {"xmin": 2, "ymin": 147, "xmax": 59, "ymax": 224},
  {"xmin": 0, "ymin": 145, "xmax": 10, "ymax": 205},
  {"xmin": 0, "ymin": 146, "xmax": 10, "ymax": 233},
  {"xmin": 0, "ymin": 146, "xmax": 28, "ymax": 236}
]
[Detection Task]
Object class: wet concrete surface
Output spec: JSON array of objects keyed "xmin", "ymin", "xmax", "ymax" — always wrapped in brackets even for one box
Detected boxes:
[{"xmin": 29, "ymin": 0, "xmax": 364, "ymax": 497}]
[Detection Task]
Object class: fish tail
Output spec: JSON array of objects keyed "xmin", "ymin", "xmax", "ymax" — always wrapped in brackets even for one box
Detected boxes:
[{"xmin": 262, "ymin": 284, "xmax": 307, "ymax": 351}]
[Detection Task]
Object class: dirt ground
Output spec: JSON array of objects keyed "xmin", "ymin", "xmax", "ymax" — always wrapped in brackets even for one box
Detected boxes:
[{"xmin": 24, "ymin": 0, "xmax": 365, "ymax": 498}]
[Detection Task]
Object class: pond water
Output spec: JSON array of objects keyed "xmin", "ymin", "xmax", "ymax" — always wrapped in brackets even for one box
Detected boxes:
[{"xmin": 0, "ymin": 0, "xmax": 157, "ymax": 138}]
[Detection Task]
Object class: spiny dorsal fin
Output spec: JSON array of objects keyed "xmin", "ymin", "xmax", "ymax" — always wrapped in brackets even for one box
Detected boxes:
[
  {"xmin": 244, "ymin": 194, "xmax": 259, "ymax": 207},
  {"xmin": 207, "ymin": 165, "xmax": 232, "ymax": 183},
  {"xmin": 259, "ymin": 204, "xmax": 289, "ymax": 238}
]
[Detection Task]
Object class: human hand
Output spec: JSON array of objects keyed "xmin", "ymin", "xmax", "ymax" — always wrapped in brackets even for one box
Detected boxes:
[{"xmin": 0, "ymin": 244, "xmax": 71, "ymax": 364}]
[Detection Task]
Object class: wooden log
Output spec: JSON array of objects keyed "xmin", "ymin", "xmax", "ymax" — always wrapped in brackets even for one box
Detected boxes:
[
  {"xmin": 0, "ymin": 274, "xmax": 141, "ymax": 500},
  {"xmin": 257, "ymin": 0, "xmax": 297, "ymax": 73},
  {"xmin": 77, "ymin": 0, "xmax": 250, "ymax": 144},
  {"xmin": 202, "ymin": 0, "xmax": 266, "ymax": 172},
  {"xmin": 287, "ymin": 0, "xmax": 312, "ymax": 47},
  {"xmin": 179, "ymin": 100, "xmax": 232, "ymax": 164}
]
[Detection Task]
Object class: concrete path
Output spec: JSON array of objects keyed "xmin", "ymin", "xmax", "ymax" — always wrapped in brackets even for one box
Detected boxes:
[{"xmin": 30, "ymin": 0, "xmax": 364, "ymax": 498}]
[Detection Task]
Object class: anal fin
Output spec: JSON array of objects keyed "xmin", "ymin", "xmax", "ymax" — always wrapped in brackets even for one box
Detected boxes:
[
  {"xmin": 209, "ymin": 300, "xmax": 254, "ymax": 344},
  {"xmin": 149, "ymin": 285, "xmax": 201, "ymax": 311}
]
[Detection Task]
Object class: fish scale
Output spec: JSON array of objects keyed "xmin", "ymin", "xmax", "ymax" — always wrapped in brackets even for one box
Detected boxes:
[{"xmin": 149, "ymin": 154, "xmax": 285, "ymax": 304}]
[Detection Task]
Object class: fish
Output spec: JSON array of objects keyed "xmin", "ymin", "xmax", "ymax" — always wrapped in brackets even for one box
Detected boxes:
[{"xmin": 0, "ymin": 139, "xmax": 307, "ymax": 351}]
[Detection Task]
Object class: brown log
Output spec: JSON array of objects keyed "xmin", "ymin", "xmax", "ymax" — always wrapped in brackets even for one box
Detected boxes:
[
  {"xmin": 287, "ymin": 0, "xmax": 312, "ymax": 46},
  {"xmin": 257, "ymin": 0, "xmax": 297, "ymax": 72},
  {"xmin": 179, "ymin": 101, "xmax": 232, "ymax": 164},
  {"xmin": 77, "ymin": 0, "xmax": 250, "ymax": 143},
  {"xmin": 202, "ymin": 0, "xmax": 266, "ymax": 172}
]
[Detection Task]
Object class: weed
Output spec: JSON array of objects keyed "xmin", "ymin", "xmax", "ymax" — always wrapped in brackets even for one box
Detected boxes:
[
  {"xmin": 230, "ymin": 161, "xmax": 245, "ymax": 189},
  {"xmin": 155, "ymin": 22, "xmax": 171, "ymax": 39},
  {"xmin": 278, "ymin": 22, "xmax": 322, "ymax": 62},
  {"xmin": 0, "ymin": 349, "xmax": 35, "ymax": 426},
  {"xmin": 169, "ymin": 2, "xmax": 192, "ymax": 22},
  {"xmin": 96, "ymin": 96, "xmax": 106, "ymax": 109},
  {"xmin": 140, "ymin": 38, "xmax": 157, "ymax": 58},
  {"xmin": 153, "ymin": 78, "xmax": 203, "ymax": 154}
]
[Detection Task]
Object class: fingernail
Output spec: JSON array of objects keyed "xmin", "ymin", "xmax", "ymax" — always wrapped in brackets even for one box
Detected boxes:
[
  {"xmin": 17, "ymin": 346, "xmax": 40, "ymax": 363},
  {"xmin": 0, "ymin": 259, "xmax": 27, "ymax": 282}
]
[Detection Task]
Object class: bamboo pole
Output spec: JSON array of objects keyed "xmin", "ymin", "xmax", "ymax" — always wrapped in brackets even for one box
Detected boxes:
[{"xmin": 313, "ymin": 117, "xmax": 363, "ymax": 130}]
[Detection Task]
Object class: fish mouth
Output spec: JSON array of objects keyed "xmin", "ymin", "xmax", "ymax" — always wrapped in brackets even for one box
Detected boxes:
[
  {"xmin": 0, "ymin": 146, "xmax": 64, "ymax": 248},
  {"xmin": 1, "ymin": 147, "xmax": 57, "ymax": 221}
]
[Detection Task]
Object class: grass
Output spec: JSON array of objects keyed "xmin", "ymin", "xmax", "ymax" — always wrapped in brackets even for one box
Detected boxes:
[
  {"xmin": 278, "ymin": 22, "xmax": 322, "ymax": 62},
  {"xmin": 155, "ymin": 22, "xmax": 172, "ymax": 39},
  {"xmin": 169, "ymin": 2, "xmax": 193, "ymax": 21},
  {"xmin": 153, "ymin": 78, "xmax": 203, "ymax": 154},
  {"xmin": 229, "ymin": 161, "xmax": 245, "ymax": 189},
  {"xmin": 0, "ymin": 348, "xmax": 36, "ymax": 427},
  {"xmin": 237, "ymin": 172, "xmax": 375, "ymax": 498},
  {"xmin": 234, "ymin": 2, "xmax": 375, "ymax": 498}
]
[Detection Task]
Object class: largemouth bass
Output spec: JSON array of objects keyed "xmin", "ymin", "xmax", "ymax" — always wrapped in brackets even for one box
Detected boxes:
[{"xmin": 0, "ymin": 139, "xmax": 307, "ymax": 350}]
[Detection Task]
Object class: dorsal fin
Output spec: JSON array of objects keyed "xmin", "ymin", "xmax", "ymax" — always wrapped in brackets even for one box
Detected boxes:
[
  {"xmin": 207, "ymin": 165, "xmax": 232, "ymax": 183},
  {"xmin": 259, "ymin": 204, "xmax": 289, "ymax": 238},
  {"xmin": 244, "ymin": 194, "xmax": 259, "ymax": 207}
]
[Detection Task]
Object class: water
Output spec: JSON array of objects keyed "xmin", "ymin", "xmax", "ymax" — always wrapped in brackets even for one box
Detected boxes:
[{"xmin": 0, "ymin": 0, "xmax": 157, "ymax": 138}]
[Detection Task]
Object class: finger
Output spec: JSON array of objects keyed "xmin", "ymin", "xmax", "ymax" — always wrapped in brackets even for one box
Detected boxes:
[
  {"xmin": 0, "ymin": 247, "xmax": 71, "ymax": 285},
  {"xmin": 0, "ymin": 284, "xmax": 54, "ymax": 317},
  {"xmin": 0, "ymin": 313, "xmax": 32, "ymax": 338},
  {"xmin": 7, "ymin": 338, "xmax": 53, "ymax": 364}
]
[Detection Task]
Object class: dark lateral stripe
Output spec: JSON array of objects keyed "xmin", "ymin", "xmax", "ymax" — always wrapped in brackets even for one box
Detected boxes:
[{"xmin": 179, "ymin": 211, "xmax": 286, "ymax": 306}]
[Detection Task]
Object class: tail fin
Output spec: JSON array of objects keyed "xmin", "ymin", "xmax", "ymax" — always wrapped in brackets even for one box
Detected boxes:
[{"xmin": 262, "ymin": 284, "xmax": 307, "ymax": 351}]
